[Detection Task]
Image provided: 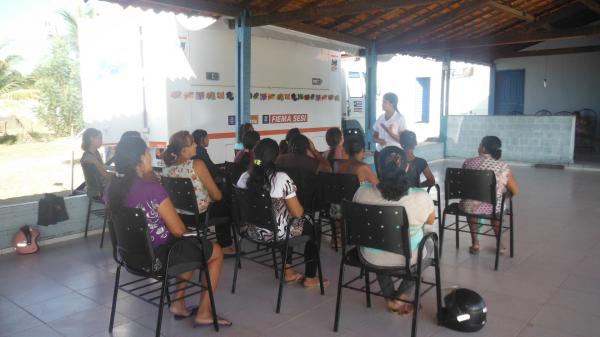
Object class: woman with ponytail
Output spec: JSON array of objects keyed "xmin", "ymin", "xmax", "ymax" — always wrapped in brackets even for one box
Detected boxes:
[
  {"xmin": 81, "ymin": 128, "xmax": 112, "ymax": 195},
  {"xmin": 237, "ymin": 138, "xmax": 329, "ymax": 288},
  {"xmin": 459, "ymin": 135, "xmax": 519, "ymax": 255},
  {"xmin": 106, "ymin": 137, "xmax": 231, "ymax": 327},
  {"xmin": 353, "ymin": 146, "xmax": 435, "ymax": 315},
  {"xmin": 323, "ymin": 127, "xmax": 348, "ymax": 166},
  {"xmin": 161, "ymin": 131, "xmax": 235, "ymax": 254}
]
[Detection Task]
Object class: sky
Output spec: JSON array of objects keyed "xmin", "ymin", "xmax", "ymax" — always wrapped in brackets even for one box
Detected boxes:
[{"xmin": 0, "ymin": 0, "xmax": 83, "ymax": 74}]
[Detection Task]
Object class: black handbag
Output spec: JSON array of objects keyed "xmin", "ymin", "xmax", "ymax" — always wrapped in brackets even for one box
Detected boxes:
[{"xmin": 38, "ymin": 193, "xmax": 69, "ymax": 226}]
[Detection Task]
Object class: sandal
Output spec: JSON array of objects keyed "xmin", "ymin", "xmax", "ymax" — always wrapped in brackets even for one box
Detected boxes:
[
  {"xmin": 193, "ymin": 316, "xmax": 232, "ymax": 328},
  {"xmin": 172, "ymin": 306, "xmax": 198, "ymax": 320},
  {"xmin": 303, "ymin": 277, "xmax": 330, "ymax": 288},
  {"xmin": 285, "ymin": 273, "xmax": 303, "ymax": 284},
  {"xmin": 469, "ymin": 244, "xmax": 480, "ymax": 255}
]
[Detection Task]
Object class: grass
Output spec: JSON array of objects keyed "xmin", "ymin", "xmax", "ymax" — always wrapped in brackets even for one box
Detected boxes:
[{"xmin": 0, "ymin": 137, "xmax": 86, "ymax": 204}]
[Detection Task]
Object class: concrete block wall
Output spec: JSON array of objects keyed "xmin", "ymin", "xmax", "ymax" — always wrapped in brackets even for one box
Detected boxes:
[
  {"xmin": 446, "ymin": 115, "xmax": 575, "ymax": 164},
  {"xmin": 0, "ymin": 195, "xmax": 104, "ymax": 251}
]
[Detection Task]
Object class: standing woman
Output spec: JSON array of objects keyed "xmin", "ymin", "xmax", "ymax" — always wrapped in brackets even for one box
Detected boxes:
[
  {"xmin": 106, "ymin": 137, "xmax": 230, "ymax": 326},
  {"xmin": 161, "ymin": 131, "xmax": 235, "ymax": 255},
  {"xmin": 372, "ymin": 92, "xmax": 407, "ymax": 173}
]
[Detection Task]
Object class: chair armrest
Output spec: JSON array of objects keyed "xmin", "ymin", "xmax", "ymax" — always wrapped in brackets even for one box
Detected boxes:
[{"xmin": 426, "ymin": 183, "xmax": 440, "ymax": 193}]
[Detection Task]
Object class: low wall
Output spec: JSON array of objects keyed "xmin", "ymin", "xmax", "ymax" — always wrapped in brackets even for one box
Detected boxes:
[
  {"xmin": 415, "ymin": 142, "xmax": 444, "ymax": 162},
  {"xmin": 446, "ymin": 115, "xmax": 575, "ymax": 164},
  {"xmin": 0, "ymin": 195, "xmax": 104, "ymax": 252}
]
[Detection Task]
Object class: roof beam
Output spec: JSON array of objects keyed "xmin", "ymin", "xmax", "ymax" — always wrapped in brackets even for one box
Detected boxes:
[
  {"xmin": 487, "ymin": 0, "xmax": 535, "ymax": 22},
  {"xmin": 247, "ymin": 0, "xmax": 441, "ymax": 27},
  {"xmin": 278, "ymin": 22, "xmax": 370, "ymax": 46},
  {"xmin": 263, "ymin": 0, "xmax": 295, "ymax": 14},
  {"xmin": 494, "ymin": 45, "xmax": 600, "ymax": 58},
  {"xmin": 118, "ymin": 0, "xmax": 243, "ymax": 17},
  {"xmin": 577, "ymin": 0, "xmax": 600, "ymax": 14},
  {"xmin": 378, "ymin": 24, "xmax": 600, "ymax": 54},
  {"xmin": 358, "ymin": 5, "xmax": 425, "ymax": 37},
  {"xmin": 376, "ymin": 0, "xmax": 488, "ymax": 44}
]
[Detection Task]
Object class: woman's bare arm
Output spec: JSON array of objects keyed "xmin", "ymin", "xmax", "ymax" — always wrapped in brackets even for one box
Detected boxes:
[
  {"xmin": 193, "ymin": 160, "xmax": 222, "ymax": 201},
  {"xmin": 158, "ymin": 198, "xmax": 187, "ymax": 237},
  {"xmin": 506, "ymin": 171, "xmax": 519, "ymax": 196},
  {"xmin": 420, "ymin": 166, "xmax": 436, "ymax": 187},
  {"xmin": 285, "ymin": 196, "xmax": 304, "ymax": 218}
]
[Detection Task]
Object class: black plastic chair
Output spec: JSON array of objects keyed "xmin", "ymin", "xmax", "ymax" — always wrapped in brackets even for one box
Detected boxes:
[
  {"xmin": 107, "ymin": 207, "xmax": 219, "ymax": 337},
  {"xmin": 440, "ymin": 168, "xmax": 514, "ymax": 270},
  {"xmin": 315, "ymin": 172, "xmax": 359, "ymax": 251},
  {"xmin": 160, "ymin": 176, "xmax": 228, "ymax": 241},
  {"xmin": 230, "ymin": 186, "xmax": 325, "ymax": 313},
  {"xmin": 81, "ymin": 162, "xmax": 109, "ymax": 248},
  {"xmin": 281, "ymin": 168, "xmax": 318, "ymax": 219},
  {"xmin": 427, "ymin": 184, "xmax": 442, "ymax": 229},
  {"xmin": 333, "ymin": 201, "xmax": 442, "ymax": 337}
]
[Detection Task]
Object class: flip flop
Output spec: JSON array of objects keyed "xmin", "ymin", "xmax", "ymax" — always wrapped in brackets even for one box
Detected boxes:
[
  {"xmin": 303, "ymin": 278, "xmax": 330, "ymax": 289},
  {"xmin": 469, "ymin": 245, "xmax": 480, "ymax": 255},
  {"xmin": 193, "ymin": 316, "xmax": 233, "ymax": 328},
  {"xmin": 172, "ymin": 306, "xmax": 198, "ymax": 320},
  {"xmin": 285, "ymin": 273, "xmax": 303, "ymax": 284}
]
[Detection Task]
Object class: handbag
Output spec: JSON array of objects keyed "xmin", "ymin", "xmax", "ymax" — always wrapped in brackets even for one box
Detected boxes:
[{"xmin": 38, "ymin": 193, "xmax": 69, "ymax": 226}]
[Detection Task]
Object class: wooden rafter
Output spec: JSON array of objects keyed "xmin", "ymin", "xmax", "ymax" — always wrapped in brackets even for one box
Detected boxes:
[
  {"xmin": 357, "ymin": 6, "xmax": 422, "ymax": 37},
  {"xmin": 577, "ymin": 0, "xmax": 600, "ymax": 14},
  {"xmin": 247, "ymin": 0, "xmax": 442, "ymax": 27},
  {"xmin": 375, "ymin": 0, "xmax": 488, "ymax": 45},
  {"xmin": 279, "ymin": 22, "xmax": 370, "ymax": 46},
  {"xmin": 378, "ymin": 24, "xmax": 600, "ymax": 53},
  {"xmin": 487, "ymin": 0, "xmax": 536, "ymax": 22}
]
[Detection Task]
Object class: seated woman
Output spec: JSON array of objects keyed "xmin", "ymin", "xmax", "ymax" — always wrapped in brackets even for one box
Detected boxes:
[
  {"xmin": 237, "ymin": 138, "xmax": 328, "ymax": 288},
  {"xmin": 192, "ymin": 129, "xmax": 220, "ymax": 179},
  {"xmin": 399, "ymin": 130, "xmax": 435, "ymax": 188},
  {"xmin": 234, "ymin": 123, "xmax": 254, "ymax": 155},
  {"xmin": 106, "ymin": 137, "xmax": 231, "ymax": 327},
  {"xmin": 279, "ymin": 128, "xmax": 301, "ymax": 155},
  {"xmin": 353, "ymin": 146, "xmax": 435, "ymax": 315},
  {"xmin": 234, "ymin": 130, "xmax": 260, "ymax": 168},
  {"xmin": 323, "ymin": 127, "xmax": 348, "ymax": 167},
  {"xmin": 334, "ymin": 136, "xmax": 379, "ymax": 186},
  {"xmin": 276, "ymin": 134, "xmax": 332, "ymax": 174},
  {"xmin": 459, "ymin": 136, "xmax": 519, "ymax": 255},
  {"xmin": 81, "ymin": 128, "xmax": 112, "ymax": 197},
  {"xmin": 161, "ymin": 131, "xmax": 234, "ymax": 255}
]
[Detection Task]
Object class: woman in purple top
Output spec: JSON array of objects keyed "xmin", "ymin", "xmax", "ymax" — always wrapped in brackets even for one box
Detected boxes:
[{"xmin": 107, "ymin": 137, "xmax": 232, "ymax": 327}]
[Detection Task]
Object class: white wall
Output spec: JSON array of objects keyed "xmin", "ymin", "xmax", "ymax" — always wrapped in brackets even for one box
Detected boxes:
[
  {"xmin": 495, "ymin": 52, "xmax": 600, "ymax": 114},
  {"xmin": 448, "ymin": 62, "xmax": 490, "ymax": 115}
]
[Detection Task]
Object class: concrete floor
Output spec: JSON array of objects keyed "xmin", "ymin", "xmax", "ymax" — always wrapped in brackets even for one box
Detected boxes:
[{"xmin": 1, "ymin": 160, "xmax": 600, "ymax": 337}]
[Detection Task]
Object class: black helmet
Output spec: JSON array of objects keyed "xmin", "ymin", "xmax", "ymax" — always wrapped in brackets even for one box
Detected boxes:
[{"xmin": 441, "ymin": 288, "xmax": 487, "ymax": 332}]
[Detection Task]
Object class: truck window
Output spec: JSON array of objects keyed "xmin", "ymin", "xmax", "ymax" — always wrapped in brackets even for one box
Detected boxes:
[{"xmin": 347, "ymin": 71, "xmax": 364, "ymax": 98}]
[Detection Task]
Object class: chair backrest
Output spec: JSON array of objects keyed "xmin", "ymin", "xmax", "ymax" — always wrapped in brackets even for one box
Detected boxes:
[
  {"xmin": 317, "ymin": 172, "xmax": 359, "ymax": 205},
  {"xmin": 342, "ymin": 200, "xmax": 412, "ymax": 267},
  {"xmin": 445, "ymin": 168, "xmax": 496, "ymax": 206},
  {"xmin": 109, "ymin": 207, "xmax": 156, "ymax": 275},
  {"xmin": 81, "ymin": 162, "xmax": 103, "ymax": 198},
  {"xmin": 281, "ymin": 168, "xmax": 317, "ymax": 212},
  {"xmin": 225, "ymin": 161, "xmax": 246, "ymax": 188},
  {"xmin": 160, "ymin": 176, "xmax": 200, "ymax": 215},
  {"xmin": 233, "ymin": 187, "xmax": 278, "ymax": 234}
]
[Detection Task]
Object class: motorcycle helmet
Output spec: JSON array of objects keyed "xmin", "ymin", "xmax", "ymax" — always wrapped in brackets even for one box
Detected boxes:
[{"xmin": 441, "ymin": 288, "xmax": 487, "ymax": 332}]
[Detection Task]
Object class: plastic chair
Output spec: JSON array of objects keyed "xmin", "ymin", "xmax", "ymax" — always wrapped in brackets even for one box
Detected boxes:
[
  {"xmin": 440, "ymin": 168, "xmax": 514, "ymax": 270},
  {"xmin": 333, "ymin": 201, "xmax": 442, "ymax": 337},
  {"xmin": 107, "ymin": 207, "xmax": 219, "ymax": 337},
  {"xmin": 81, "ymin": 162, "xmax": 109, "ymax": 248}
]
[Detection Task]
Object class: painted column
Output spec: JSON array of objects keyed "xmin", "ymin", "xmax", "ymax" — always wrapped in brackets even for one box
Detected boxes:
[
  {"xmin": 440, "ymin": 57, "xmax": 451, "ymax": 156},
  {"xmin": 488, "ymin": 62, "xmax": 496, "ymax": 115},
  {"xmin": 365, "ymin": 43, "xmax": 377, "ymax": 150},
  {"xmin": 235, "ymin": 10, "xmax": 251, "ymax": 135}
]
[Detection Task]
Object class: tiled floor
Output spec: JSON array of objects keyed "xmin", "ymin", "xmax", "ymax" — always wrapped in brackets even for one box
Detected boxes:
[{"xmin": 2, "ymin": 160, "xmax": 600, "ymax": 337}]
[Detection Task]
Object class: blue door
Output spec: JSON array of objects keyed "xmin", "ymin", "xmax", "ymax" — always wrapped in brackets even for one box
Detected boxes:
[{"xmin": 494, "ymin": 70, "xmax": 524, "ymax": 115}]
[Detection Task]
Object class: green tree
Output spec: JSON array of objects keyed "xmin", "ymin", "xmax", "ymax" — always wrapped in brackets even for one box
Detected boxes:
[{"xmin": 0, "ymin": 44, "xmax": 37, "ymax": 102}]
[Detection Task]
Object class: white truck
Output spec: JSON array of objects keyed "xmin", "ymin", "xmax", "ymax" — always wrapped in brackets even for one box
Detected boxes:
[{"xmin": 79, "ymin": 7, "xmax": 348, "ymax": 166}]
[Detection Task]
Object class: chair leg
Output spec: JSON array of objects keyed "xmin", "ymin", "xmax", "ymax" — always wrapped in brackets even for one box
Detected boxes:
[
  {"xmin": 509, "ymin": 202, "xmax": 514, "ymax": 258},
  {"xmin": 155, "ymin": 276, "xmax": 169, "ymax": 337},
  {"xmin": 271, "ymin": 248, "xmax": 279, "ymax": 279},
  {"xmin": 365, "ymin": 270, "xmax": 371, "ymax": 308},
  {"xmin": 84, "ymin": 199, "xmax": 92, "ymax": 238},
  {"xmin": 333, "ymin": 262, "xmax": 345, "ymax": 332},
  {"xmin": 331, "ymin": 217, "xmax": 339, "ymax": 252},
  {"xmin": 316, "ymin": 243, "xmax": 325, "ymax": 295},
  {"xmin": 439, "ymin": 212, "xmax": 446, "ymax": 257},
  {"xmin": 204, "ymin": 267, "xmax": 219, "ymax": 332},
  {"xmin": 455, "ymin": 214, "xmax": 460, "ymax": 249},
  {"xmin": 494, "ymin": 220, "xmax": 502, "ymax": 271},
  {"xmin": 411, "ymin": 276, "xmax": 422, "ymax": 337},
  {"xmin": 434, "ymin": 240, "xmax": 443, "ymax": 325},
  {"xmin": 108, "ymin": 265, "xmax": 121, "ymax": 333},
  {"xmin": 231, "ymin": 237, "xmax": 241, "ymax": 294},
  {"xmin": 100, "ymin": 210, "xmax": 108, "ymax": 248},
  {"xmin": 276, "ymin": 244, "xmax": 287, "ymax": 314}
]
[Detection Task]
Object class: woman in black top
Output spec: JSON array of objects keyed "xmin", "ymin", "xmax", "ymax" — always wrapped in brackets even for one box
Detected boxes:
[
  {"xmin": 192, "ymin": 129, "xmax": 219, "ymax": 178},
  {"xmin": 399, "ymin": 130, "xmax": 435, "ymax": 188}
]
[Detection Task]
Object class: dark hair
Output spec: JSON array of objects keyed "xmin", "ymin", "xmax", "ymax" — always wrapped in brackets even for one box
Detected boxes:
[
  {"xmin": 279, "ymin": 128, "xmax": 301, "ymax": 155},
  {"xmin": 163, "ymin": 131, "xmax": 193, "ymax": 166},
  {"xmin": 243, "ymin": 130, "xmax": 260, "ymax": 150},
  {"xmin": 377, "ymin": 147, "xmax": 409, "ymax": 201},
  {"xmin": 399, "ymin": 130, "xmax": 417, "ymax": 150},
  {"xmin": 481, "ymin": 136, "xmax": 502, "ymax": 160},
  {"xmin": 382, "ymin": 92, "xmax": 399, "ymax": 112},
  {"xmin": 289, "ymin": 134, "xmax": 309, "ymax": 155},
  {"xmin": 344, "ymin": 136, "xmax": 365, "ymax": 157},
  {"xmin": 325, "ymin": 127, "xmax": 342, "ymax": 162},
  {"xmin": 192, "ymin": 129, "xmax": 208, "ymax": 147},
  {"xmin": 376, "ymin": 145, "xmax": 407, "ymax": 176},
  {"xmin": 247, "ymin": 138, "xmax": 280, "ymax": 196},
  {"xmin": 238, "ymin": 123, "xmax": 254, "ymax": 142},
  {"xmin": 81, "ymin": 128, "xmax": 102, "ymax": 151},
  {"xmin": 120, "ymin": 130, "xmax": 141, "ymax": 141},
  {"xmin": 107, "ymin": 137, "xmax": 148, "ymax": 211}
]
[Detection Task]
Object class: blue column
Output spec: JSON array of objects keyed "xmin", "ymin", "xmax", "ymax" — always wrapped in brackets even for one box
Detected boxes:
[
  {"xmin": 488, "ymin": 63, "xmax": 496, "ymax": 115},
  {"xmin": 235, "ymin": 10, "xmax": 251, "ymax": 135},
  {"xmin": 440, "ymin": 57, "xmax": 450, "ymax": 157},
  {"xmin": 365, "ymin": 43, "xmax": 377, "ymax": 150}
]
